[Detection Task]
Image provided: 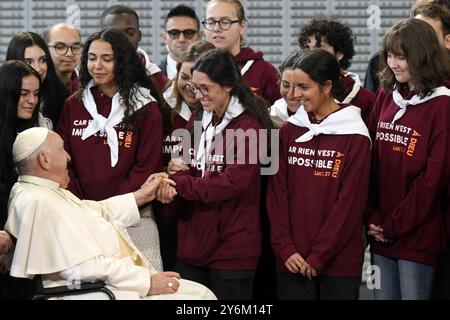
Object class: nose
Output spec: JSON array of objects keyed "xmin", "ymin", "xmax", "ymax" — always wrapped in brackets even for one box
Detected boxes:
[
  {"xmin": 213, "ymin": 21, "xmax": 221, "ymax": 32},
  {"xmin": 93, "ymin": 60, "xmax": 102, "ymax": 69},
  {"xmin": 31, "ymin": 61, "xmax": 41, "ymax": 74},
  {"xmin": 389, "ymin": 57, "xmax": 398, "ymax": 68},
  {"xmin": 65, "ymin": 151, "xmax": 71, "ymax": 162},
  {"xmin": 27, "ymin": 93, "xmax": 38, "ymax": 106},
  {"xmin": 195, "ymin": 90, "xmax": 204, "ymax": 99},
  {"xmin": 65, "ymin": 47, "xmax": 74, "ymax": 56},
  {"xmin": 285, "ymin": 85, "xmax": 301, "ymax": 98}
]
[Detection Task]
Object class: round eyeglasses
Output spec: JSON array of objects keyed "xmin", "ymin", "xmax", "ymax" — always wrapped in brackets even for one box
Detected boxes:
[
  {"xmin": 48, "ymin": 43, "xmax": 82, "ymax": 56},
  {"xmin": 201, "ymin": 18, "xmax": 240, "ymax": 31},
  {"xmin": 187, "ymin": 82, "xmax": 216, "ymax": 96},
  {"xmin": 166, "ymin": 29, "xmax": 198, "ymax": 40}
]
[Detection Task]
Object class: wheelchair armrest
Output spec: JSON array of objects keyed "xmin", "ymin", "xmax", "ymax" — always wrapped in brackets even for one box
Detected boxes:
[{"xmin": 32, "ymin": 276, "xmax": 116, "ymax": 300}]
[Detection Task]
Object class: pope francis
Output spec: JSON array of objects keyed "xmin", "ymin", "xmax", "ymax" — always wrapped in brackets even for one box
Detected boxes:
[{"xmin": 5, "ymin": 127, "xmax": 216, "ymax": 300}]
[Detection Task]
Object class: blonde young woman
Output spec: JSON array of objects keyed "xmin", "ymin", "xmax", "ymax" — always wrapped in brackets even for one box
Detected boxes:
[{"xmin": 203, "ymin": 0, "xmax": 281, "ymax": 105}]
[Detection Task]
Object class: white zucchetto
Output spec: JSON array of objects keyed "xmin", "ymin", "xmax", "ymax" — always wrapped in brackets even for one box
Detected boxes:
[{"xmin": 13, "ymin": 127, "xmax": 49, "ymax": 163}]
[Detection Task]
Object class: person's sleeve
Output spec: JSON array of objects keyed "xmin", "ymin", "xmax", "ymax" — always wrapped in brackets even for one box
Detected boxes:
[
  {"xmin": 151, "ymin": 72, "xmax": 169, "ymax": 92},
  {"xmin": 306, "ymin": 136, "xmax": 371, "ymax": 273},
  {"xmin": 381, "ymin": 106, "xmax": 450, "ymax": 240},
  {"xmin": 83, "ymin": 193, "xmax": 140, "ymax": 227},
  {"xmin": 115, "ymin": 102, "xmax": 164, "ymax": 196},
  {"xmin": 261, "ymin": 62, "xmax": 282, "ymax": 105},
  {"xmin": 56, "ymin": 98, "xmax": 84, "ymax": 198},
  {"xmin": 355, "ymin": 88, "xmax": 376, "ymax": 126},
  {"xmin": 172, "ymin": 122, "xmax": 261, "ymax": 204},
  {"xmin": 364, "ymin": 90, "xmax": 388, "ymax": 228},
  {"xmin": 58, "ymin": 256, "xmax": 151, "ymax": 298},
  {"xmin": 266, "ymin": 125, "xmax": 298, "ymax": 264}
]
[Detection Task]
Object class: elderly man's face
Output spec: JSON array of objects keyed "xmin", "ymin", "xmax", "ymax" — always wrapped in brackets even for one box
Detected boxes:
[{"xmin": 45, "ymin": 132, "xmax": 71, "ymax": 188}]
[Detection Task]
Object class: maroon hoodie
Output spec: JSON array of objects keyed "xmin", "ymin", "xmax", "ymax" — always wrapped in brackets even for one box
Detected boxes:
[
  {"xmin": 57, "ymin": 86, "xmax": 163, "ymax": 200},
  {"xmin": 367, "ymin": 83, "xmax": 450, "ymax": 266},
  {"xmin": 162, "ymin": 114, "xmax": 189, "ymax": 166},
  {"xmin": 69, "ymin": 70, "xmax": 80, "ymax": 94},
  {"xmin": 137, "ymin": 52, "xmax": 169, "ymax": 92},
  {"xmin": 170, "ymin": 111, "xmax": 263, "ymax": 270},
  {"xmin": 267, "ymin": 107, "xmax": 371, "ymax": 276},
  {"xmin": 336, "ymin": 72, "xmax": 375, "ymax": 125},
  {"xmin": 235, "ymin": 47, "xmax": 281, "ymax": 105}
]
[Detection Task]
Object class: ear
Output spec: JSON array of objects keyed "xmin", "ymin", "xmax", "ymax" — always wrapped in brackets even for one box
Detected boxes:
[
  {"xmin": 224, "ymin": 85, "xmax": 233, "ymax": 93},
  {"xmin": 323, "ymin": 80, "xmax": 333, "ymax": 96},
  {"xmin": 198, "ymin": 30, "xmax": 205, "ymax": 40},
  {"xmin": 137, "ymin": 30, "xmax": 142, "ymax": 44},
  {"xmin": 335, "ymin": 51, "xmax": 344, "ymax": 63},
  {"xmin": 37, "ymin": 151, "xmax": 51, "ymax": 170},
  {"xmin": 161, "ymin": 31, "xmax": 167, "ymax": 45},
  {"xmin": 239, "ymin": 20, "xmax": 247, "ymax": 37},
  {"xmin": 444, "ymin": 34, "xmax": 450, "ymax": 51}
]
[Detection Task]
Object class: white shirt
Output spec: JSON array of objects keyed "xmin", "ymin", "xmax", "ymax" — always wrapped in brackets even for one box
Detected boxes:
[
  {"xmin": 5, "ymin": 175, "xmax": 217, "ymax": 300},
  {"xmin": 166, "ymin": 54, "xmax": 178, "ymax": 80}
]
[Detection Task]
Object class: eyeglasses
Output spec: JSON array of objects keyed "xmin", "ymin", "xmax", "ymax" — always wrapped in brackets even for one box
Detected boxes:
[
  {"xmin": 187, "ymin": 82, "xmax": 216, "ymax": 96},
  {"xmin": 201, "ymin": 18, "xmax": 240, "ymax": 31},
  {"xmin": 166, "ymin": 29, "xmax": 198, "ymax": 40},
  {"xmin": 48, "ymin": 43, "xmax": 82, "ymax": 56}
]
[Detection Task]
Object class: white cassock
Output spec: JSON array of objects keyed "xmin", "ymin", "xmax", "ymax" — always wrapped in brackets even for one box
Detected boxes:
[{"xmin": 5, "ymin": 175, "xmax": 216, "ymax": 300}]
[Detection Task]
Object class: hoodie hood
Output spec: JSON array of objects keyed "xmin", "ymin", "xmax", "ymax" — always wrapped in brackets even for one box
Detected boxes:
[
  {"xmin": 443, "ymin": 80, "xmax": 450, "ymax": 89},
  {"xmin": 336, "ymin": 72, "xmax": 362, "ymax": 104},
  {"xmin": 234, "ymin": 47, "xmax": 264, "ymax": 65}
]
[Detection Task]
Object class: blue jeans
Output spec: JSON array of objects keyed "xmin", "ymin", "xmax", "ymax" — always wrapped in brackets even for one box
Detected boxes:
[{"xmin": 371, "ymin": 253, "xmax": 435, "ymax": 300}]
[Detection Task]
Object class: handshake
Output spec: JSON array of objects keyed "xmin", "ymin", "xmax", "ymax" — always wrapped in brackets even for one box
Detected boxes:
[
  {"xmin": 134, "ymin": 158, "xmax": 190, "ymax": 207},
  {"xmin": 134, "ymin": 172, "xmax": 177, "ymax": 207}
]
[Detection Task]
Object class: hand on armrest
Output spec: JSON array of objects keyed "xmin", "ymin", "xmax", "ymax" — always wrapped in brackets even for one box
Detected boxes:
[{"xmin": 147, "ymin": 271, "xmax": 180, "ymax": 296}]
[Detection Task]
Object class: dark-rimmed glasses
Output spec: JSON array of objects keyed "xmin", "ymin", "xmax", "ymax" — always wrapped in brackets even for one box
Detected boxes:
[
  {"xmin": 48, "ymin": 43, "xmax": 82, "ymax": 56},
  {"xmin": 201, "ymin": 18, "xmax": 240, "ymax": 31},
  {"xmin": 166, "ymin": 29, "xmax": 198, "ymax": 40},
  {"xmin": 187, "ymin": 82, "xmax": 216, "ymax": 96}
]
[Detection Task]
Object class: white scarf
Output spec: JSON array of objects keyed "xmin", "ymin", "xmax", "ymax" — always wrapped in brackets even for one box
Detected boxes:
[
  {"xmin": 287, "ymin": 105, "xmax": 371, "ymax": 145},
  {"xmin": 163, "ymin": 83, "xmax": 192, "ymax": 121},
  {"xmin": 338, "ymin": 72, "xmax": 362, "ymax": 104},
  {"xmin": 392, "ymin": 86, "xmax": 450, "ymax": 123},
  {"xmin": 81, "ymin": 80, "xmax": 156, "ymax": 167},
  {"xmin": 240, "ymin": 60, "xmax": 254, "ymax": 76},
  {"xmin": 136, "ymin": 47, "xmax": 161, "ymax": 75},
  {"xmin": 196, "ymin": 96, "xmax": 245, "ymax": 177},
  {"xmin": 269, "ymin": 98, "xmax": 290, "ymax": 128}
]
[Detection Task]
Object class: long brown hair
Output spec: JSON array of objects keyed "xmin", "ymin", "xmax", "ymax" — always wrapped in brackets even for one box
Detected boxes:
[{"xmin": 379, "ymin": 18, "xmax": 450, "ymax": 97}]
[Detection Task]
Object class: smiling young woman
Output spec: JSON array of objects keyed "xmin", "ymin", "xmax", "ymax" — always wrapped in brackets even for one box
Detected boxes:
[
  {"xmin": 267, "ymin": 49, "xmax": 371, "ymax": 300},
  {"xmin": 367, "ymin": 18, "xmax": 450, "ymax": 300},
  {"xmin": 203, "ymin": 0, "xmax": 281, "ymax": 105}
]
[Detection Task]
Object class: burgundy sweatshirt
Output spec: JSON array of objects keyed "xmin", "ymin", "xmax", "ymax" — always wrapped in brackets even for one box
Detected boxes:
[
  {"xmin": 69, "ymin": 70, "xmax": 80, "ymax": 94},
  {"xmin": 267, "ymin": 109, "xmax": 371, "ymax": 276},
  {"xmin": 137, "ymin": 52, "xmax": 169, "ymax": 92},
  {"xmin": 171, "ymin": 111, "xmax": 263, "ymax": 270},
  {"xmin": 57, "ymin": 86, "xmax": 163, "ymax": 200},
  {"xmin": 336, "ymin": 73, "xmax": 375, "ymax": 125},
  {"xmin": 367, "ymin": 84, "xmax": 450, "ymax": 266},
  {"xmin": 235, "ymin": 47, "xmax": 281, "ymax": 105}
]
